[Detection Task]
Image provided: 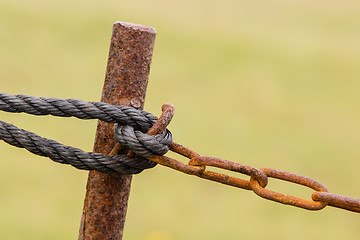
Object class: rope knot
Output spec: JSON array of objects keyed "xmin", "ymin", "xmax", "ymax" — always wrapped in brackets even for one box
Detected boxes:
[
  {"xmin": 114, "ymin": 125, "xmax": 173, "ymax": 158},
  {"xmin": 114, "ymin": 103, "xmax": 175, "ymax": 158}
]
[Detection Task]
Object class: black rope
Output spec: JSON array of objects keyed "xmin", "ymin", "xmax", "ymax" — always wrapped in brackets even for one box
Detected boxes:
[
  {"xmin": 0, "ymin": 93, "xmax": 172, "ymax": 174},
  {"xmin": 115, "ymin": 125, "xmax": 172, "ymax": 158},
  {"xmin": 0, "ymin": 92, "xmax": 157, "ymax": 132}
]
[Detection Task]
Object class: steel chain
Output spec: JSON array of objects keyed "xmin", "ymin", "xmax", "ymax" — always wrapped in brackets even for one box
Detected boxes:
[
  {"xmin": 145, "ymin": 104, "xmax": 360, "ymax": 213},
  {"xmin": 149, "ymin": 142, "xmax": 360, "ymax": 213}
]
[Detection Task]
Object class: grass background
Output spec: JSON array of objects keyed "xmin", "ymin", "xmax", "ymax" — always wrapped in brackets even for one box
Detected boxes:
[{"xmin": 1, "ymin": 0, "xmax": 360, "ymax": 239}]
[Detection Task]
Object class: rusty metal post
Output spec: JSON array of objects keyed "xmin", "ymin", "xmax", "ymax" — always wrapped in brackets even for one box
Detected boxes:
[{"xmin": 78, "ymin": 22, "xmax": 156, "ymax": 240}]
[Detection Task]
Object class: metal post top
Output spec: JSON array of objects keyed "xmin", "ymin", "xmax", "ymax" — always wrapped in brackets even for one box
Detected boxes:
[{"xmin": 114, "ymin": 21, "xmax": 157, "ymax": 34}]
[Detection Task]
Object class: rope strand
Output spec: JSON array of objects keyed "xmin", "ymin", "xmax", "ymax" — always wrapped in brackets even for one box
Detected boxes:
[{"xmin": 0, "ymin": 92, "xmax": 172, "ymax": 174}]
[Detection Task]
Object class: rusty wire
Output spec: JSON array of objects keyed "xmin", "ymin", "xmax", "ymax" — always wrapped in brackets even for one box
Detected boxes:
[{"xmin": 145, "ymin": 103, "xmax": 360, "ymax": 213}]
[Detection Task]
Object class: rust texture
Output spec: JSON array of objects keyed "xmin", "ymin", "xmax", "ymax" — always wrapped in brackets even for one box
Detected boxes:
[
  {"xmin": 147, "ymin": 103, "xmax": 175, "ymax": 135},
  {"xmin": 190, "ymin": 156, "xmax": 268, "ymax": 188},
  {"xmin": 79, "ymin": 22, "xmax": 156, "ymax": 240},
  {"xmin": 249, "ymin": 168, "xmax": 328, "ymax": 210},
  {"xmin": 148, "ymin": 142, "xmax": 360, "ymax": 212},
  {"xmin": 312, "ymin": 191, "xmax": 360, "ymax": 213}
]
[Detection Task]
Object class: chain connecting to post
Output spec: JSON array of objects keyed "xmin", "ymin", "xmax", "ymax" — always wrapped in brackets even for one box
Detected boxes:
[
  {"xmin": 146, "ymin": 103, "xmax": 360, "ymax": 213},
  {"xmin": 1, "ymin": 21, "xmax": 357, "ymax": 240}
]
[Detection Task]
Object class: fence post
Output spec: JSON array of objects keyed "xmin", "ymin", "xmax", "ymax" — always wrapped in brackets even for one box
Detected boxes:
[{"xmin": 78, "ymin": 22, "xmax": 156, "ymax": 240}]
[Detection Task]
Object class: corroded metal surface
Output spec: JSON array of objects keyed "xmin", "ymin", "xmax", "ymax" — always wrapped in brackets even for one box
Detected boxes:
[
  {"xmin": 190, "ymin": 156, "xmax": 268, "ymax": 188},
  {"xmin": 148, "ymin": 142, "xmax": 360, "ymax": 212},
  {"xmin": 250, "ymin": 168, "xmax": 328, "ymax": 210},
  {"xmin": 79, "ymin": 22, "xmax": 156, "ymax": 240},
  {"xmin": 147, "ymin": 103, "xmax": 175, "ymax": 136},
  {"xmin": 312, "ymin": 191, "xmax": 360, "ymax": 213}
]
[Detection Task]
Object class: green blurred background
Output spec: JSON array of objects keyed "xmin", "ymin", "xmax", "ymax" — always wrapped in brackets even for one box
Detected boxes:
[{"xmin": 1, "ymin": 0, "xmax": 359, "ymax": 239}]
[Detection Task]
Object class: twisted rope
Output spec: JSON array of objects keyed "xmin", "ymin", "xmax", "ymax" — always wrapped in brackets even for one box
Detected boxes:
[
  {"xmin": 0, "ymin": 92, "xmax": 157, "ymax": 132},
  {"xmin": 115, "ymin": 125, "xmax": 173, "ymax": 158},
  {"xmin": 0, "ymin": 93, "xmax": 173, "ymax": 174}
]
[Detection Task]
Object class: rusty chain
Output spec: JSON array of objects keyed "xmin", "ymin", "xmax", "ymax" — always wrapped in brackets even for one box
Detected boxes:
[{"xmin": 141, "ymin": 103, "xmax": 360, "ymax": 213}]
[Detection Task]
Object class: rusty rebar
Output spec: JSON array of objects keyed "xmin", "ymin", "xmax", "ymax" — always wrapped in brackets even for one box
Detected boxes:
[{"xmin": 78, "ymin": 22, "xmax": 156, "ymax": 240}]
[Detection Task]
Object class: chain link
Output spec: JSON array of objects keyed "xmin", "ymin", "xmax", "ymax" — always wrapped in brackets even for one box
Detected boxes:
[
  {"xmin": 250, "ymin": 168, "xmax": 328, "ymax": 210},
  {"xmin": 149, "ymin": 143, "xmax": 360, "ymax": 213},
  {"xmin": 146, "ymin": 103, "xmax": 360, "ymax": 213}
]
